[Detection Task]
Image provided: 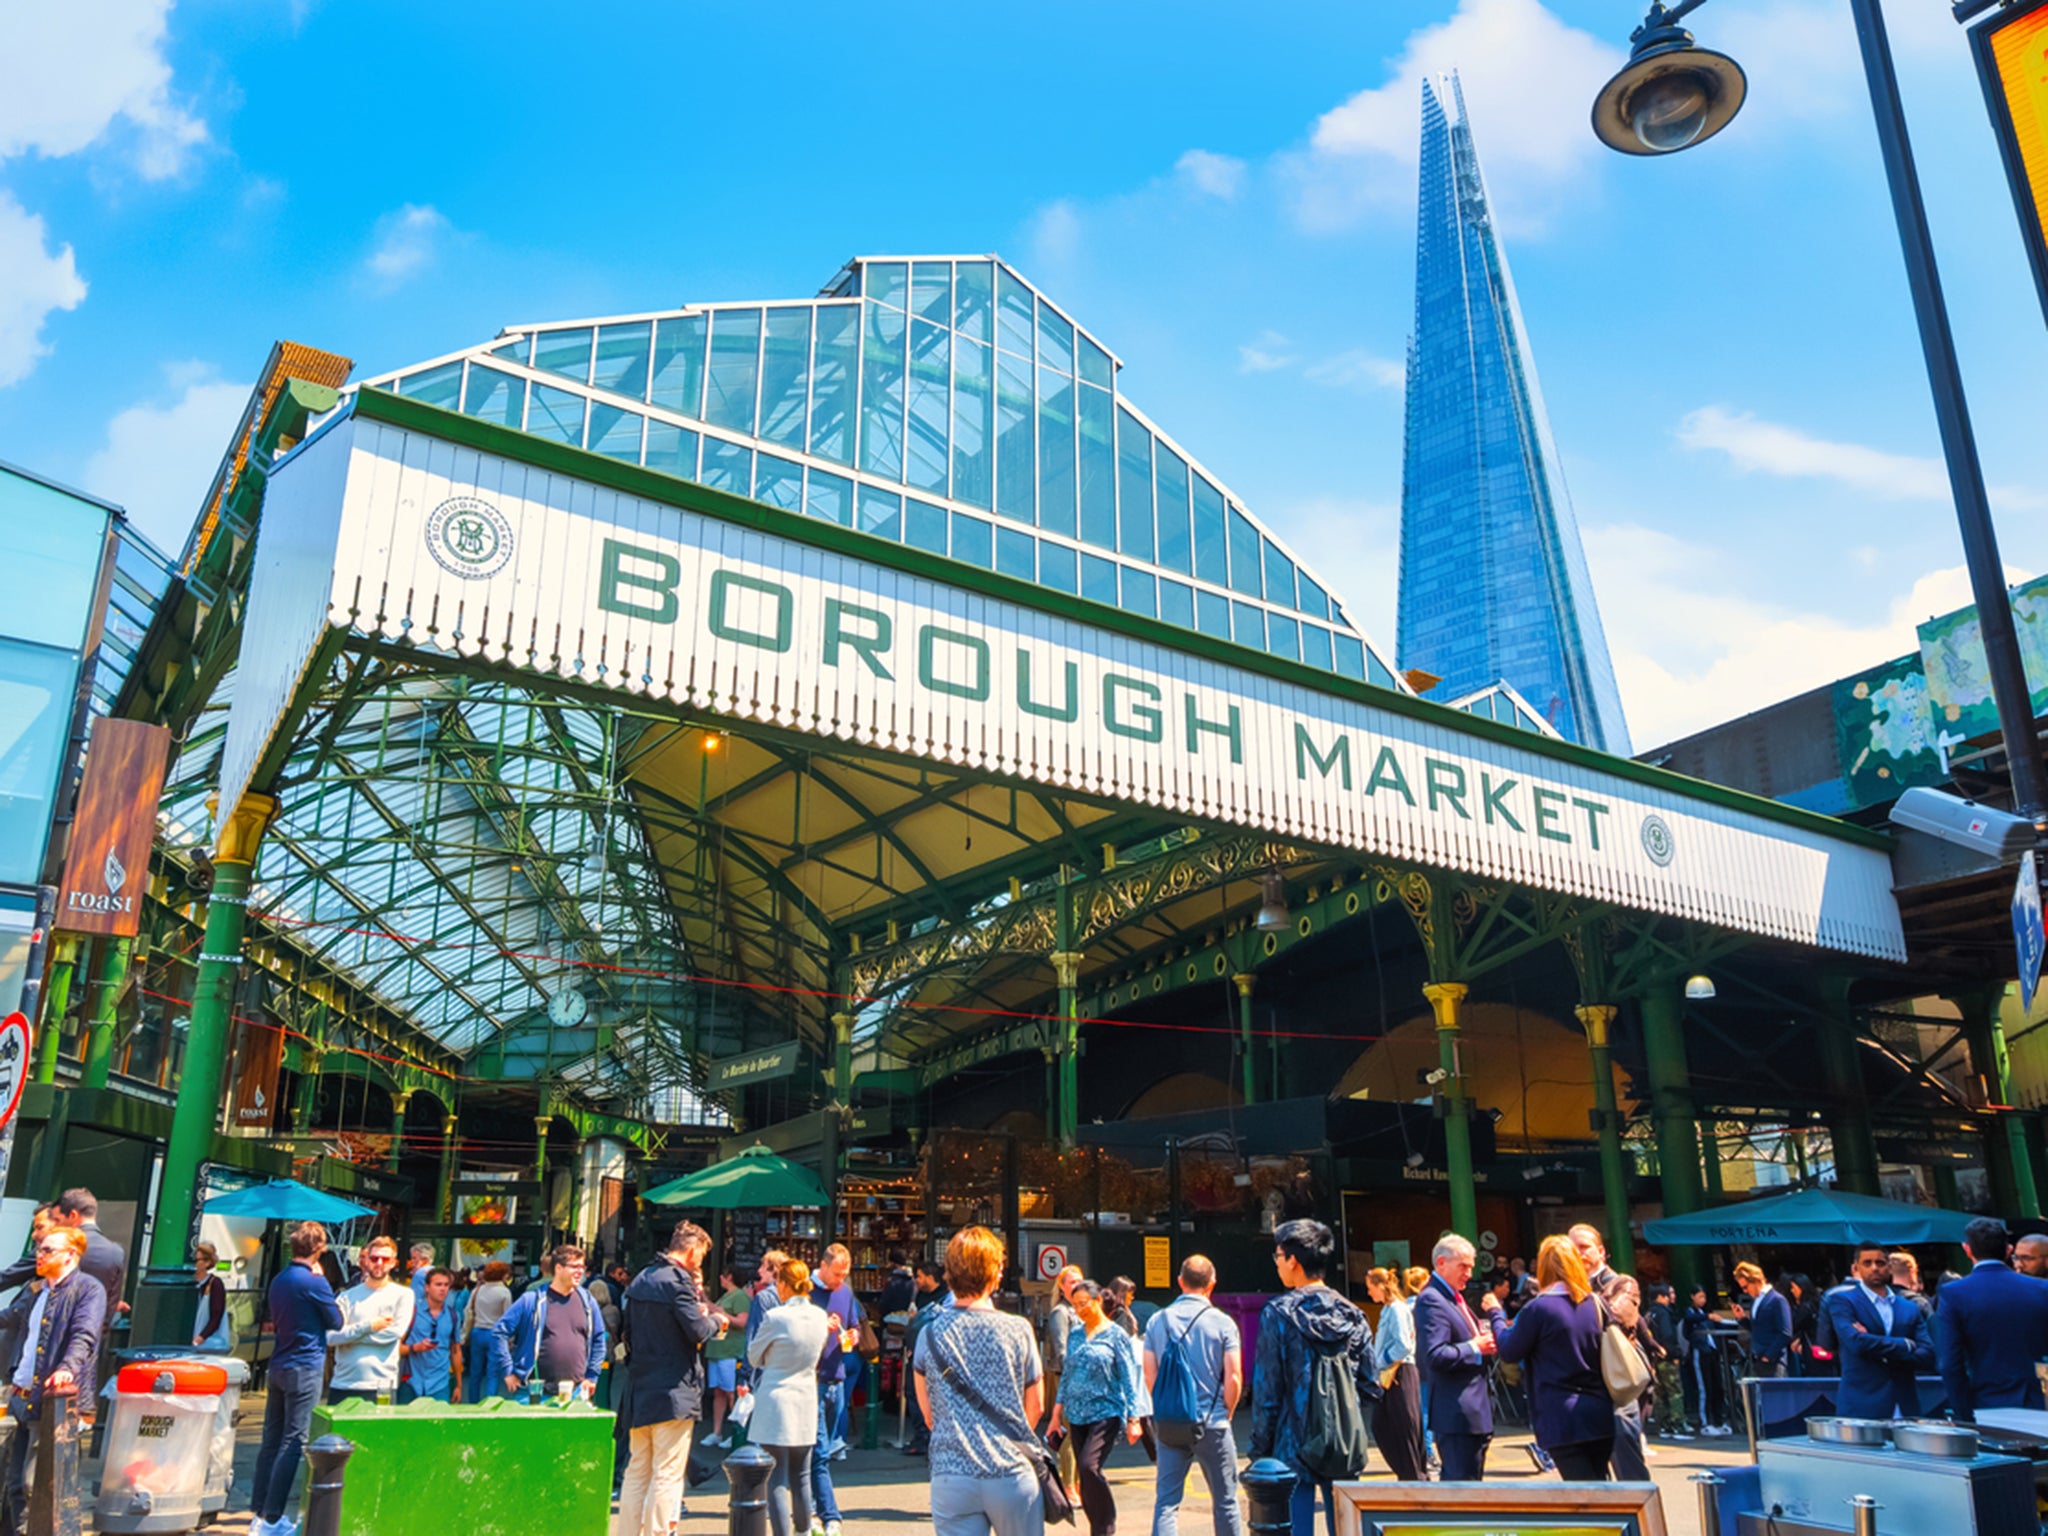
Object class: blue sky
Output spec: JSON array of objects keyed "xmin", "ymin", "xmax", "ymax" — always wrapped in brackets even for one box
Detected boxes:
[{"xmin": 3, "ymin": 0, "xmax": 2045, "ymax": 748}]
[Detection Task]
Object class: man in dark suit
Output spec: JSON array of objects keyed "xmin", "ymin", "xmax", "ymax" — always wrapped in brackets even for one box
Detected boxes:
[
  {"xmin": 1937, "ymin": 1217, "xmax": 2048, "ymax": 1420},
  {"xmin": 0, "ymin": 1189, "xmax": 124, "ymax": 1305},
  {"xmin": 1735, "ymin": 1262, "xmax": 1792, "ymax": 1378},
  {"xmin": 618, "ymin": 1220, "xmax": 723, "ymax": 1535},
  {"xmin": 1821, "ymin": 1241, "xmax": 1933, "ymax": 1420},
  {"xmin": 1413, "ymin": 1233, "xmax": 1499, "ymax": 1481}
]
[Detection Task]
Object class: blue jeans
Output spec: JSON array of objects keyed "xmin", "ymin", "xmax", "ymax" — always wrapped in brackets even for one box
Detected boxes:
[
  {"xmin": 1153, "ymin": 1423, "xmax": 1243, "ymax": 1536},
  {"xmin": 463, "ymin": 1344, "xmax": 500, "ymax": 1404},
  {"xmin": 252, "ymin": 1363, "xmax": 322, "ymax": 1523},
  {"xmin": 1288, "ymin": 1475, "xmax": 1334, "ymax": 1536},
  {"xmin": 809, "ymin": 1380, "xmax": 844, "ymax": 1522}
]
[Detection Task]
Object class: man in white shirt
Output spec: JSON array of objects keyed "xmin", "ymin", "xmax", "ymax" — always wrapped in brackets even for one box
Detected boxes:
[{"xmin": 326, "ymin": 1236, "xmax": 415, "ymax": 1403}]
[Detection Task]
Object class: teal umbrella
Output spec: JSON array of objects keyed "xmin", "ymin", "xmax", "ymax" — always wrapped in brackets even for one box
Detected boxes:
[
  {"xmin": 203, "ymin": 1177, "xmax": 375, "ymax": 1223},
  {"xmin": 1643, "ymin": 1188, "xmax": 1974, "ymax": 1246},
  {"xmin": 641, "ymin": 1144, "xmax": 828, "ymax": 1208}
]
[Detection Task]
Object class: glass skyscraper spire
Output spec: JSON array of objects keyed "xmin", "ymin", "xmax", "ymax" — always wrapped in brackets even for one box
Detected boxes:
[{"xmin": 1396, "ymin": 75, "xmax": 1632, "ymax": 754}]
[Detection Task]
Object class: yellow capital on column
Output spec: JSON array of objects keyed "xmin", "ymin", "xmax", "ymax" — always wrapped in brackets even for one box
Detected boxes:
[
  {"xmin": 1422, "ymin": 981, "xmax": 1468, "ymax": 1029},
  {"xmin": 1575, "ymin": 1004, "xmax": 1617, "ymax": 1048},
  {"xmin": 210, "ymin": 792, "xmax": 279, "ymax": 864},
  {"xmin": 1232, "ymin": 973, "xmax": 1255, "ymax": 1000},
  {"xmin": 1049, "ymin": 951, "xmax": 1084, "ymax": 990}
]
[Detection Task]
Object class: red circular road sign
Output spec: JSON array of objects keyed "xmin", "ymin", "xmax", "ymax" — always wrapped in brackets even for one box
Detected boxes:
[{"xmin": 0, "ymin": 1013, "xmax": 30, "ymax": 1135}]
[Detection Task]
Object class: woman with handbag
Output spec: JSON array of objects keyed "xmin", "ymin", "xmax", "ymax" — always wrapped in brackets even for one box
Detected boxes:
[
  {"xmin": 912, "ymin": 1226, "xmax": 1054, "ymax": 1536},
  {"xmin": 746, "ymin": 1258, "xmax": 832, "ymax": 1536},
  {"xmin": 1600, "ymin": 1275, "xmax": 1654, "ymax": 1479},
  {"xmin": 1495, "ymin": 1236, "xmax": 1615, "ymax": 1481},
  {"xmin": 1047, "ymin": 1281, "xmax": 1145, "ymax": 1536},
  {"xmin": 1365, "ymin": 1268, "xmax": 1425, "ymax": 1481}
]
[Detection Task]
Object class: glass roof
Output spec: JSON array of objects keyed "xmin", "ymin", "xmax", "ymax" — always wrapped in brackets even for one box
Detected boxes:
[{"xmin": 365, "ymin": 255, "xmax": 1406, "ymax": 692}]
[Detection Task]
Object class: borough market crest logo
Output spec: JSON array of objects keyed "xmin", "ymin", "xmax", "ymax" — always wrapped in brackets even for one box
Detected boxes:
[
  {"xmin": 425, "ymin": 496, "xmax": 514, "ymax": 580},
  {"xmin": 1639, "ymin": 813, "xmax": 1675, "ymax": 867}
]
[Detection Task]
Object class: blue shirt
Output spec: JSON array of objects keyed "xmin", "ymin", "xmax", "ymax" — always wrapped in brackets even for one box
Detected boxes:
[
  {"xmin": 1143, "ymin": 1295, "xmax": 1240, "ymax": 1427},
  {"xmin": 269, "ymin": 1259, "xmax": 344, "ymax": 1373},
  {"xmin": 1058, "ymin": 1320, "xmax": 1144, "ymax": 1425},
  {"xmin": 813, "ymin": 1280, "xmax": 858, "ymax": 1382},
  {"xmin": 405, "ymin": 1299, "xmax": 458, "ymax": 1399}
]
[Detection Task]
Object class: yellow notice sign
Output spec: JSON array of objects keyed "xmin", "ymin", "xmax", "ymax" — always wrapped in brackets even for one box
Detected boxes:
[
  {"xmin": 1978, "ymin": 0, "xmax": 2048, "ymax": 326},
  {"xmin": 1143, "ymin": 1236, "xmax": 1172, "ymax": 1289}
]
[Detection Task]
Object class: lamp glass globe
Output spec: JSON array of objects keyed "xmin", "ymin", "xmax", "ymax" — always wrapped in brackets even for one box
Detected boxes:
[{"xmin": 1631, "ymin": 71, "xmax": 1712, "ymax": 152}]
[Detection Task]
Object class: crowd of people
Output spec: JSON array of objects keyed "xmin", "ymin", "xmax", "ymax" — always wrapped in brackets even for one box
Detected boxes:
[{"xmin": 149, "ymin": 1200, "xmax": 2048, "ymax": 1536}]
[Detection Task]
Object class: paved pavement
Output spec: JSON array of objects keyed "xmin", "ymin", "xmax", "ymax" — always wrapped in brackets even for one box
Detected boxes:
[{"xmin": 188, "ymin": 1391, "xmax": 1752, "ymax": 1536}]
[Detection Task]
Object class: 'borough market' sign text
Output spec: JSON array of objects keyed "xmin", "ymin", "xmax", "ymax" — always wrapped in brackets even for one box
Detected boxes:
[{"xmin": 221, "ymin": 392, "xmax": 1904, "ymax": 961}]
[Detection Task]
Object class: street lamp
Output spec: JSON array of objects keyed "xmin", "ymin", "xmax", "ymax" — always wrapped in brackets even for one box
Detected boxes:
[
  {"xmin": 1591, "ymin": 2, "xmax": 1746, "ymax": 155},
  {"xmin": 1592, "ymin": 0, "xmax": 2048, "ymax": 826}
]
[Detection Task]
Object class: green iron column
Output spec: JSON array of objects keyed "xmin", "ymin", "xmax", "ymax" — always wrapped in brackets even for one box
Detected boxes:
[
  {"xmin": 32, "ymin": 937, "xmax": 79, "ymax": 1084},
  {"xmin": 1952, "ymin": 987, "xmax": 2039, "ymax": 1217},
  {"xmin": 533, "ymin": 1104, "xmax": 552, "ymax": 1185},
  {"xmin": 1051, "ymin": 950, "xmax": 1083, "ymax": 1147},
  {"xmin": 1576, "ymin": 1004, "xmax": 1635, "ymax": 1274},
  {"xmin": 141, "ymin": 792, "xmax": 275, "ymax": 1341},
  {"xmin": 1640, "ymin": 985, "xmax": 1703, "ymax": 1296},
  {"xmin": 291, "ymin": 1049, "xmax": 322, "ymax": 1134},
  {"xmin": 1816, "ymin": 985, "xmax": 1881, "ymax": 1196},
  {"xmin": 79, "ymin": 935, "xmax": 132, "ymax": 1091},
  {"xmin": 435, "ymin": 1110, "xmax": 460, "ymax": 1222},
  {"xmin": 386, "ymin": 1089, "xmax": 413, "ymax": 1173},
  {"xmin": 1423, "ymin": 982, "xmax": 1479, "ymax": 1242},
  {"xmin": 1234, "ymin": 973, "xmax": 1257, "ymax": 1105},
  {"xmin": 1701, "ymin": 1123, "xmax": 1725, "ymax": 1200}
]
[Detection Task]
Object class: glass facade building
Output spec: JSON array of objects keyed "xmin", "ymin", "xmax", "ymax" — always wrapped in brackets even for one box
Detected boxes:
[
  {"xmin": 369, "ymin": 256, "xmax": 1402, "ymax": 690},
  {"xmin": 1395, "ymin": 77, "xmax": 1632, "ymax": 754}
]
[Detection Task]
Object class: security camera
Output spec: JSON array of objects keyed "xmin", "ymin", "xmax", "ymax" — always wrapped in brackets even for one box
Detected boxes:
[
  {"xmin": 1888, "ymin": 787, "xmax": 2037, "ymax": 861},
  {"xmin": 1423, "ymin": 1067, "xmax": 1449, "ymax": 1086}
]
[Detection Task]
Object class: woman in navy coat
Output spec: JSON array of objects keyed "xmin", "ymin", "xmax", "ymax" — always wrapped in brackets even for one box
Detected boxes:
[{"xmin": 1496, "ymin": 1235, "xmax": 1614, "ymax": 1481}]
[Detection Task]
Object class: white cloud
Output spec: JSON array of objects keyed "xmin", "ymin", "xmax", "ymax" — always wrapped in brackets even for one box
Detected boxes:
[
  {"xmin": 1238, "ymin": 330, "xmax": 1297, "ymax": 374},
  {"xmin": 83, "ymin": 363, "xmax": 252, "ymax": 551},
  {"xmin": 1174, "ymin": 149, "xmax": 1247, "ymax": 201},
  {"xmin": 0, "ymin": 0, "xmax": 207, "ymax": 178},
  {"xmin": 0, "ymin": 192, "xmax": 87, "ymax": 388},
  {"xmin": 1304, "ymin": 348, "xmax": 1406, "ymax": 391},
  {"xmin": 1585, "ymin": 522, "xmax": 2035, "ymax": 747},
  {"xmin": 1678, "ymin": 404, "xmax": 2048, "ymax": 513},
  {"xmin": 1286, "ymin": 0, "xmax": 1621, "ymax": 233},
  {"xmin": 365, "ymin": 204, "xmax": 454, "ymax": 288},
  {"xmin": 1026, "ymin": 199, "xmax": 1082, "ymax": 272}
]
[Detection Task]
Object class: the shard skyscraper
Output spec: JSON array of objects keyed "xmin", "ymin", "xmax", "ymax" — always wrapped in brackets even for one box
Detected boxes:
[{"xmin": 1395, "ymin": 74, "xmax": 1631, "ymax": 754}]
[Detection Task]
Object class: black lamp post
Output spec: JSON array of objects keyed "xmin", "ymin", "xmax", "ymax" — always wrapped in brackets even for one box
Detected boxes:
[{"xmin": 1593, "ymin": 0, "xmax": 2048, "ymax": 824}]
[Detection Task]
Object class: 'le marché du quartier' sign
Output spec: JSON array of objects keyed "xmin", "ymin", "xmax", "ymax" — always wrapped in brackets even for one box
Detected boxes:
[{"xmin": 223, "ymin": 401, "xmax": 1903, "ymax": 961}]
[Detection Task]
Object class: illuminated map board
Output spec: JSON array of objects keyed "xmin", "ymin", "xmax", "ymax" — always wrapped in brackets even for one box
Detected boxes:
[{"xmin": 1976, "ymin": 0, "xmax": 2048, "ymax": 330}]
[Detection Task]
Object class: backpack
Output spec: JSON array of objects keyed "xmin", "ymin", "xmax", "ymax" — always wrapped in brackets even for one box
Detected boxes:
[
  {"xmin": 1295, "ymin": 1325, "xmax": 1373, "ymax": 1482},
  {"xmin": 1150, "ymin": 1302, "xmax": 1221, "ymax": 1450}
]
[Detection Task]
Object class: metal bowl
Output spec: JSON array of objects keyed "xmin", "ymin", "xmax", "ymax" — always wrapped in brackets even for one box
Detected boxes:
[
  {"xmin": 1892, "ymin": 1421, "xmax": 1980, "ymax": 1459},
  {"xmin": 1807, "ymin": 1416, "xmax": 1891, "ymax": 1447}
]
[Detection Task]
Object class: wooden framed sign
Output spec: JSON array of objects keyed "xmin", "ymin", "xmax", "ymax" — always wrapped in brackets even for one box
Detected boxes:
[
  {"xmin": 56, "ymin": 718, "xmax": 170, "ymax": 938},
  {"xmin": 1333, "ymin": 1482, "xmax": 1667, "ymax": 1536}
]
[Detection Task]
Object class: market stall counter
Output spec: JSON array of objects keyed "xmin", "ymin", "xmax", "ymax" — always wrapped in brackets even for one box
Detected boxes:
[{"xmin": 306, "ymin": 1395, "xmax": 614, "ymax": 1536}]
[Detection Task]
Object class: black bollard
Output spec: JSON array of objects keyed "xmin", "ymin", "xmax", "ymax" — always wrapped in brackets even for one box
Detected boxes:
[
  {"xmin": 304, "ymin": 1435, "xmax": 356, "ymax": 1536},
  {"xmin": 1241, "ymin": 1457, "xmax": 1299, "ymax": 1536},
  {"xmin": 27, "ymin": 1387, "xmax": 81, "ymax": 1536},
  {"xmin": 725, "ymin": 1443, "xmax": 773, "ymax": 1536}
]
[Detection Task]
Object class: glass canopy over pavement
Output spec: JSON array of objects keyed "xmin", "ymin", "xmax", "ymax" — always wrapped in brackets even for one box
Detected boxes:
[{"xmin": 369, "ymin": 256, "xmax": 1402, "ymax": 690}]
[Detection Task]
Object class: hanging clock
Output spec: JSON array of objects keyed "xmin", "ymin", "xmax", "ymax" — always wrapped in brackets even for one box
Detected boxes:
[{"xmin": 547, "ymin": 988, "xmax": 588, "ymax": 1028}]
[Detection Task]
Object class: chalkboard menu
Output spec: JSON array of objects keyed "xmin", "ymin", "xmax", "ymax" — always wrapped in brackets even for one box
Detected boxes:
[{"xmin": 731, "ymin": 1209, "xmax": 769, "ymax": 1272}]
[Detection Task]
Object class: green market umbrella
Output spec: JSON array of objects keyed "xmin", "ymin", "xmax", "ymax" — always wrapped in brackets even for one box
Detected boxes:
[
  {"xmin": 641, "ymin": 1144, "xmax": 828, "ymax": 1208},
  {"xmin": 1643, "ymin": 1187, "xmax": 1974, "ymax": 1247}
]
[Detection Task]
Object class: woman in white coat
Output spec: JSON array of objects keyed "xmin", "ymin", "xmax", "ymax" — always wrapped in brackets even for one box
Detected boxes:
[{"xmin": 746, "ymin": 1257, "xmax": 831, "ymax": 1536}]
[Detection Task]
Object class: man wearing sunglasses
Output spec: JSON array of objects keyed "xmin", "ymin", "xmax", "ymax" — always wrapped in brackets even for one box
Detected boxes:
[
  {"xmin": 326, "ymin": 1236, "xmax": 415, "ymax": 1405},
  {"xmin": 0, "ymin": 1227, "xmax": 107, "ymax": 1531}
]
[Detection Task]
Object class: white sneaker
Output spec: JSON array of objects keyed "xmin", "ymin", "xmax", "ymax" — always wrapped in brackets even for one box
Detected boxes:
[
  {"xmin": 276, "ymin": 1519, "xmax": 301, "ymax": 1536},
  {"xmin": 826, "ymin": 1523, "xmax": 843, "ymax": 1536},
  {"xmin": 249, "ymin": 1520, "xmax": 275, "ymax": 1536}
]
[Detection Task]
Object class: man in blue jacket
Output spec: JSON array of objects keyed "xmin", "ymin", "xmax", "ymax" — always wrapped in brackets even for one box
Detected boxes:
[
  {"xmin": 491, "ymin": 1245, "xmax": 607, "ymax": 1400},
  {"xmin": 1820, "ymin": 1241, "xmax": 1932, "ymax": 1420},
  {"xmin": 1, "ymin": 1226, "xmax": 107, "ymax": 1534},
  {"xmin": 249, "ymin": 1221, "xmax": 343, "ymax": 1536},
  {"xmin": 1413, "ymin": 1233, "xmax": 1500, "ymax": 1482},
  {"xmin": 618, "ymin": 1221, "xmax": 723, "ymax": 1536},
  {"xmin": 1735, "ymin": 1262, "xmax": 1792, "ymax": 1378},
  {"xmin": 1937, "ymin": 1217, "xmax": 2048, "ymax": 1420}
]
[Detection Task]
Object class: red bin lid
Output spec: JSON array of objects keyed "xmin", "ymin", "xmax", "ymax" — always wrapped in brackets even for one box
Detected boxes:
[{"xmin": 116, "ymin": 1360, "xmax": 227, "ymax": 1394}]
